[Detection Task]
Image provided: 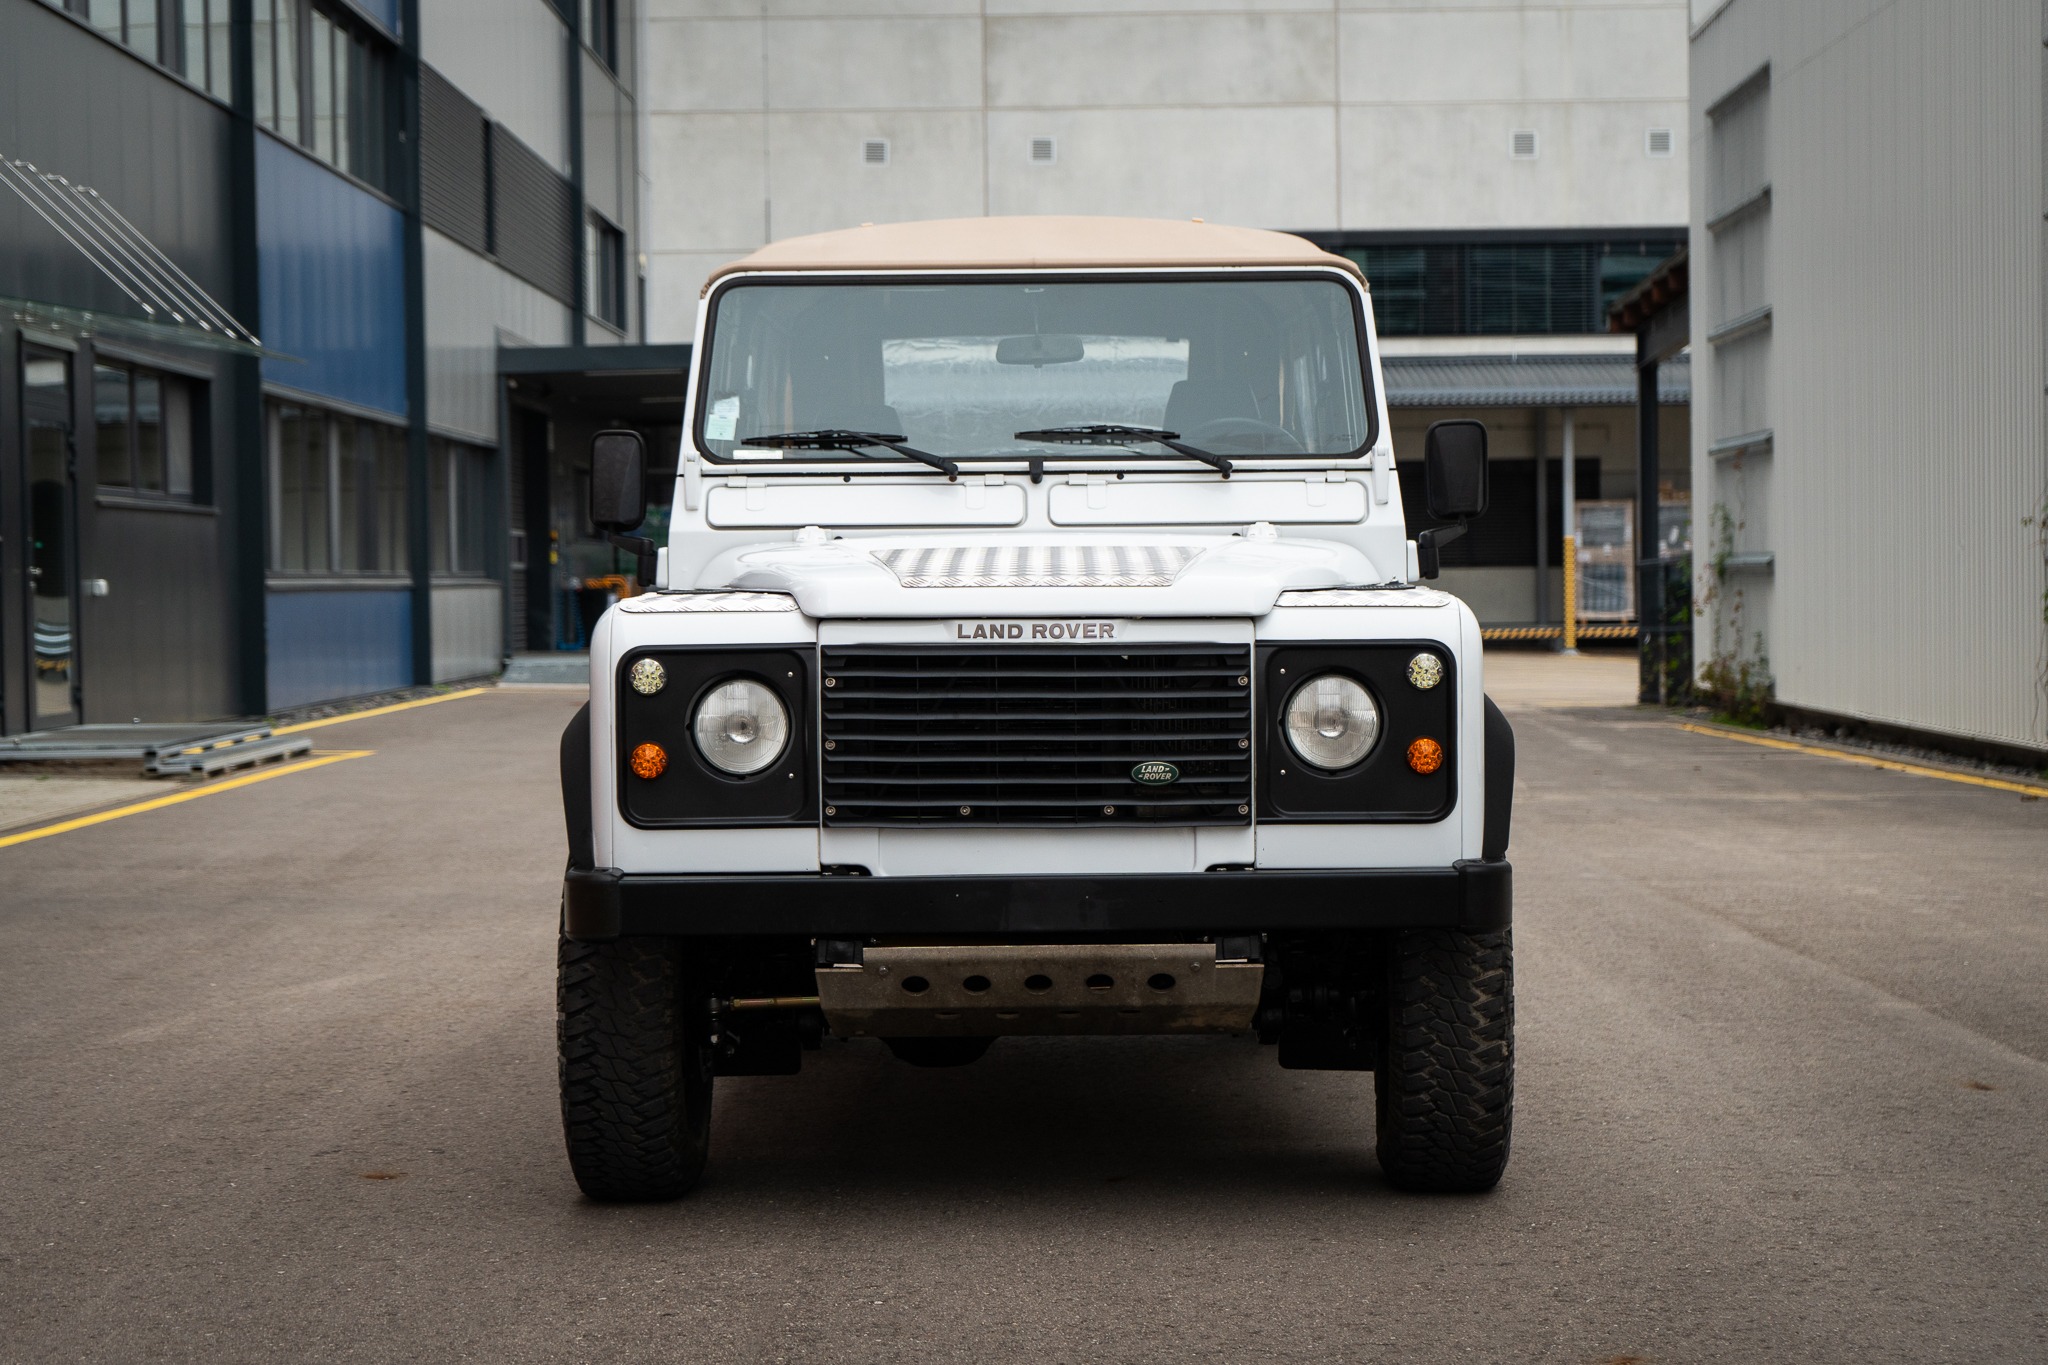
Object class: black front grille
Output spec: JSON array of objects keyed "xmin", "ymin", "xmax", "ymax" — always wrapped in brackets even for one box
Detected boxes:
[{"xmin": 821, "ymin": 645, "xmax": 1253, "ymax": 826}]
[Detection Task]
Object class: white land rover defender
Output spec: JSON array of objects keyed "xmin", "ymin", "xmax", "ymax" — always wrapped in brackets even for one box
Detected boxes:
[{"xmin": 558, "ymin": 217, "xmax": 1514, "ymax": 1200}]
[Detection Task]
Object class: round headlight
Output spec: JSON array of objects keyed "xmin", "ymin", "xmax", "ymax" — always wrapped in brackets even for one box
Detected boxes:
[
  {"xmin": 692, "ymin": 679, "xmax": 789, "ymax": 775},
  {"xmin": 1283, "ymin": 674, "xmax": 1379, "ymax": 770}
]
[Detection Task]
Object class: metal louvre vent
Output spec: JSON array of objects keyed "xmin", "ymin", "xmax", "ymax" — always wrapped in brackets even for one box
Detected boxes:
[{"xmin": 821, "ymin": 645, "xmax": 1253, "ymax": 826}]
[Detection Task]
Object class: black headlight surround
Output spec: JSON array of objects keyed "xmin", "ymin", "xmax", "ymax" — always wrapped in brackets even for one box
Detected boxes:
[
  {"xmin": 616, "ymin": 646, "xmax": 814, "ymax": 828},
  {"xmin": 1258, "ymin": 641, "xmax": 1456, "ymax": 823}
]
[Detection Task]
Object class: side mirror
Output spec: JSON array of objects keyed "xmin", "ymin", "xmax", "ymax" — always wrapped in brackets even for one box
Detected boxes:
[
  {"xmin": 589, "ymin": 429, "xmax": 657, "ymax": 587},
  {"xmin": 1423, "ymin": 419, "xmax": 1488, "ymax": 520},
  {"xmin": 590, "ymin": 429, "xmax": 647, "ymax": 532},
  {"xmin": 1415, "ymin": 419, "xmax": 1488, "ymax": 580}
]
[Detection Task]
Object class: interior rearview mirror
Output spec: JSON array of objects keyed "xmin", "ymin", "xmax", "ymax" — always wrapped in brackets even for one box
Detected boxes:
[
  {"xmin": 995, "ymin": 334, "xmax": 1086, "ymax": 367},
  {"xmin": 590, "ymin": 429, "xmax": 647, "ymax": 532},
  {"xmin": 1423, "ymin": 419, "xmax": 1489, "ymax": 520}
]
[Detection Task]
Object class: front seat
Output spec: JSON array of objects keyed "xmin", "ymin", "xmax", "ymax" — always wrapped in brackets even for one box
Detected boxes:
[{"xmin": 1163, "ymin": 380, "xmax": 1259, "ymax": 433}]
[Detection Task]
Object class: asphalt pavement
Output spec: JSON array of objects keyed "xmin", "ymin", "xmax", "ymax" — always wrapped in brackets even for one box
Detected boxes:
[{"xmin": 3, "ymin": 682, "xmax": 2044, "ymax": 1363}]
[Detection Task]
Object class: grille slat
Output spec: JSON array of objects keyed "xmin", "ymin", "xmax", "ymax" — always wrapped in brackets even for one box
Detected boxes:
[{"xmin": 820, "ymin": 644, "xmax": 1253, "ymax": 826}]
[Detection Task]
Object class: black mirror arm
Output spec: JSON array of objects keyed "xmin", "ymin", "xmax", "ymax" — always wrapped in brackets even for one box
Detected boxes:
[
  {"xmin": 1415, "ymin": 519, "xmax": 1468, "ymax": 580},
  {"xmin": 606, "ymin": 532, "xmax": 658, "ymax": 588}
]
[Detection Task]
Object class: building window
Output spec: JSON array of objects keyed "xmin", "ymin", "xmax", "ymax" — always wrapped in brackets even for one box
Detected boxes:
[
  {"xmin": 268, "ymin": 401, "xmax": 408, "ymax": 574},
  {"xmin": 429, "ymin": 437, "xmax": 493, "ymax": 577},
  {"xmin": 583, "ymin": 0, "xmax": 618, "ymax": 71},
  {"xmin": 175, "ymin": 0, "xmax": 233, "ymax": 100},
  {"xmin": 93, "ymin": 361, "xmax": 202, "ymax": 500},
  {"xmin": 47, "ymin": 0, "xmax": 227, "ymax": 99},
  {"xmin": 253, "ymin": 0, "xmax": 395, "ymax": 195},
  {"xmin": 586, "ymin": 213, "xmax": 626, "ymax": 330},
  {"xmin": 1311, "ymin": 234, "xmax": 1686, "ymax": 337}
]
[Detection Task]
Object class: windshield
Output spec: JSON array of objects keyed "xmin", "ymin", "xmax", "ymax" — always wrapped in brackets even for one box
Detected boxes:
[{"xmin": 695, "ymin": 276, "xmax": 1373, "ymax": 464}]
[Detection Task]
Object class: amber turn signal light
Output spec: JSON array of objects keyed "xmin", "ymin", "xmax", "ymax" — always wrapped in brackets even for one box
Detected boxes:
[
  {"xmin": 629, "ymin": 742, "xmax": 668, "ymax": 779},
  {"xmin": 1406, "ymin": 737, "xmax": 1444, "ymax": 775}
]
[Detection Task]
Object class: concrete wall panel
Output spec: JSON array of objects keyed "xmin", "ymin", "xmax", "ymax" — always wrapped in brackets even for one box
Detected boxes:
[
  {"xmin": 765, "ymin": 112, "xmax": 984, "ymax": 239},
  {"xmin": 646, "ymin": 15, "xmax": 765, "ymax": 111},
  {"xmin": 988, "ymin": 107, "xmax": 1337, "ymax": 227},
  {"xmin": 765, "ymin": 18, "xmax": 983, "ymax": 110},
  {"xmin": 988, "ymin": 13, "xmax": 1336, "ymax": 109},
  {"xmin": 1341, "ymin": 100, "xmax": 1688, "ymax": 229},
  {"xmin": 648, "ymin": 112, "xmax": 769, "ymax": 251},
  {"xmin": 1341, "ymin": 6, "xmax": 1685, "ymax": 106}
]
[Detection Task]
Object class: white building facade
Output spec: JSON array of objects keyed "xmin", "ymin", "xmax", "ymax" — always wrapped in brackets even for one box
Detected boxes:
[
  {"xmin": 641, "ymin": 1, "xmax": 1694, "ymax": 630},
  {"xmin": 1688, "ymin": 0, "xmax": 2048, "ymax": 754}
]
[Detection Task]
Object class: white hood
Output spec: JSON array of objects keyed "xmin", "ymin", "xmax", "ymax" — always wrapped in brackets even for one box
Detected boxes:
[{"xmin": 692, "ymin": 532, "xmax": 1385, "ymax": 618}]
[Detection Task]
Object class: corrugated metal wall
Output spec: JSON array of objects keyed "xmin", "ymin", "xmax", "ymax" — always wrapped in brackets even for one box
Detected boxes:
[
  {"xmin": 1691, "ymin": 0, "xmax": 2048, "ymax": 751},
  {"xmin": 256, "ymin": 133, "xmax": 408, "ymax": 418}
]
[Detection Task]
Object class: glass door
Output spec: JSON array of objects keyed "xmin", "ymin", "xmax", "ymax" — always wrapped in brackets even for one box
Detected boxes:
[{"xmin": 23, "ymin": 346, "xmax": 79, "ymax": 729}]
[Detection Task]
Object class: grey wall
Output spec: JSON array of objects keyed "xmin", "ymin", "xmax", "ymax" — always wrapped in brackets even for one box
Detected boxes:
[
  {"xmin": 1690, "ymin": 0, "xmax": 2047, "ymax": 750},
  {"xmin": 1, "ymin": 1, "xmax": 246, "ymax": 730},
  {"xmin": 423, "ymin": 226, "xmax": 572, "ymax": 443},
  {"xmin": 642, "ymin": 0, "xmax": 1691, "ymax": 340}
]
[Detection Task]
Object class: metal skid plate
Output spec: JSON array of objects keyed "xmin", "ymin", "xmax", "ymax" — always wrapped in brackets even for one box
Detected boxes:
[{"xmin": 815, "ymin": 943, "xmax": 1263, "ymax": 1038}]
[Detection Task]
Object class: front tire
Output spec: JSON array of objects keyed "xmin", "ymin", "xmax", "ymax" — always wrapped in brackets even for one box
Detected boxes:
[
  {"xmin": 558, "ymin": 935, "xmax": 712, "ymax": 1201},
  {"xmin": 1374, "ymin": 929, "xmax": 1513, "ymax": 1193}
]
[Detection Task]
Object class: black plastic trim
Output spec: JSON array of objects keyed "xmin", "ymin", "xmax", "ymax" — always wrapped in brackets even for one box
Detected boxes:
[
  {"xmin": 562, "ymin": 860, "xmax": 1510, "ymax": 940},
  {"xmin": 1483, "ymin": 695, "xmax": 1515, "ymax": 860},
  {"xmin": 561, "ymin": 702, "xmax": 593, "ymax": 869},
  {"xmin": 1257, "ymin": 641, "xmax": 1457, "ymax": 823}
]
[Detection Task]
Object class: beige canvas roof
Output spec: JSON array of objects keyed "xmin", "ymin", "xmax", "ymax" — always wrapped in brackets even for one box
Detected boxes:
[{"xmin": 701, "ymin": 216, "xmax": 1363, "ymax": 294}]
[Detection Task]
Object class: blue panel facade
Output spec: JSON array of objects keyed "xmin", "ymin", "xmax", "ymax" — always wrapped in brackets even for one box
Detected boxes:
[
  {"xmin": 266, "ymin": 590, "xmax": 414, "ymax": 709},
  {"xmin": 257, "ymin": 134, "xmax": 408, "ymax": 417}
]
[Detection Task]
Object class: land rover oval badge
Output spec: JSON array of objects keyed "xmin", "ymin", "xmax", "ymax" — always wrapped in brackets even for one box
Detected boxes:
[{"xmin": 1131, "ymin": 761, "xmax": 1180, "ymax": 786}]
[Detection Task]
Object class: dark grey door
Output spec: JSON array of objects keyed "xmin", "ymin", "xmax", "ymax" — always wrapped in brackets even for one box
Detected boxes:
[{"xmin": 22, "ymin": 345, "xmax": 79, "ymax": 729}]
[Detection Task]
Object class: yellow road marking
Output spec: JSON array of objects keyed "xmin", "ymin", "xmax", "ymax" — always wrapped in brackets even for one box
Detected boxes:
[
  {"xmin": 272, "ymin": 687, "xmax": 489, "ymax": 735},
  {"xmin": 1675, "ymin": 723, "xmax": 2048, "ymax": 796},
  {"xmin": 0, "ymin": 751, "xmax": 375, "ymax": 850}
]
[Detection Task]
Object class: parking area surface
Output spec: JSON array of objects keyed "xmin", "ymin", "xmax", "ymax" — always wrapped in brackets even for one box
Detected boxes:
[{"xmin": 3, "ymin": 688, "xmax": 2044, "ymax": 1363}]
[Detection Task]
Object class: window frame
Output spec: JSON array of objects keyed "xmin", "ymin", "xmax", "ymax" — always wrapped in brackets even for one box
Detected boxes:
[
  {"xmin": 689, "ymin": 268, "xmax": 1381, "ymax": 467},
  {"xmin": 265, "ymin": 398, "xmax": 409, "ymax": 578},
  {"xmin": 90, "ymin": 358, "xmax": 208, "ymax": 504}
]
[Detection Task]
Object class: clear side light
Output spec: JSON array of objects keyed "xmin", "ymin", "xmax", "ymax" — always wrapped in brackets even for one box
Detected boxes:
[
  {"xmin": 1284, "ymin": 674, "xmax": 1379, "ymax": 770},
  {"xmin": 693, "ymin": 679, "xmax": 789, "ymax": 775}
]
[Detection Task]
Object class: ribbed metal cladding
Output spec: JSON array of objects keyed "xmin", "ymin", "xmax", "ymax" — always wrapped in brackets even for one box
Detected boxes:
[
  {"xmin": 489, "ymin": 124, "xmax": 577, "ymax": 304},
  {"xmin": 419, "ymin": 65, "xmax": 488, "ymax": 256},
  {"xmin": 820, "ymin": 645, "xmax": 1253, "ymax": 826}
]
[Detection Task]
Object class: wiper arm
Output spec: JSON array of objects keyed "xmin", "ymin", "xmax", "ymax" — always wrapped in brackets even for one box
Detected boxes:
[
  {"xmin": 1012, "ymin": 424, "xmax": 1232, "ymax": 474},
  {"xmin": 740, "ymin": 429, "xmax": 959, "ymax": 477}
]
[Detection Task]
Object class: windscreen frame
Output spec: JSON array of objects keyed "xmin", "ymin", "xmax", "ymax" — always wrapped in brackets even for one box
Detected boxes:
[{"xmin": 689, "ymin": 268, "xmax": 1381, "ymax": 468}]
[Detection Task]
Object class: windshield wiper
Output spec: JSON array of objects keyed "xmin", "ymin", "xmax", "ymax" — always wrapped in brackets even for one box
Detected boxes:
[
  {"xmin": 740, "ymin": 429, "xmax": 959, "ymax": 477},
  {"xmin": 1012, "ymin": 424, "xmax": 1232, "ymax": 474}
]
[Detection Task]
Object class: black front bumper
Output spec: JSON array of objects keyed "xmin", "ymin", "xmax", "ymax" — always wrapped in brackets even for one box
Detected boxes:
[{"xmin": 562, "ymin": 860, "xmax": 1510, "ymax": 940}]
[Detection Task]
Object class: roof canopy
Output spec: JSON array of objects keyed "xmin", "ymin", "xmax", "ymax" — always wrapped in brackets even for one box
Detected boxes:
[
  {"xmin": 703, "ymin": 216, "xmax": 1363, "ymax": 293},
  {"xmin": 1383, "ymin": 353, "xmax": 1691, "ymax": 408}
]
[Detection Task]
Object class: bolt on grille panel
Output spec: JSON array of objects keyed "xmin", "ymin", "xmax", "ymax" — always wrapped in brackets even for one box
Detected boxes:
[{"xmin": 821, "ymin": 644, "xmax": 1253, "ymax": 826}]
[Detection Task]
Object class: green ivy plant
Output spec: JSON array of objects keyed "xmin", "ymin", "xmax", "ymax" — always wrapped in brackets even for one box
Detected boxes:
[{"xmin": 1694, "ymin": 502, "xmax": 1774, "ymax": 727}]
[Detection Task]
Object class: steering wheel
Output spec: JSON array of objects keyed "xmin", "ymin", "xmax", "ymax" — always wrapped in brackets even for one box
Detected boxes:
[{"xmin": 1183, "ymin": 417, "xmax": 1306, "ymax": 456}]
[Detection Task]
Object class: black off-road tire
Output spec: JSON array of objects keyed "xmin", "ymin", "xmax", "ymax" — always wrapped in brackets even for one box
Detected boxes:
[
  {"xmin": 558, "ymin": 935, "xmax": 712, "ymax": 1201},
  {"xmin": 1374, "ymin": 928, "xmax": 1513, "ymax": 1193}
]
